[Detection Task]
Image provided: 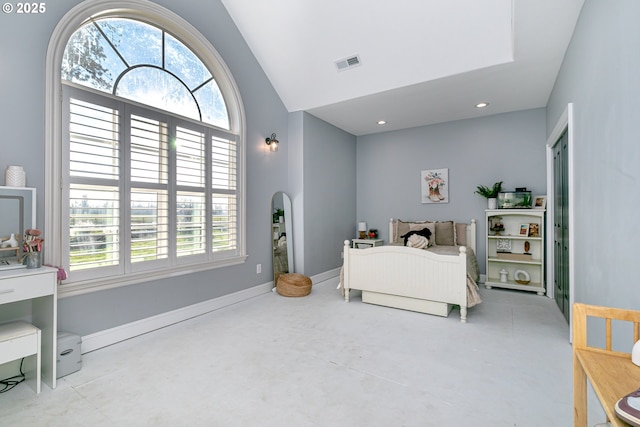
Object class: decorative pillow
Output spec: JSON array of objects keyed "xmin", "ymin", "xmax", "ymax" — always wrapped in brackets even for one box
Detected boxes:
[
  {"xmin": 435, "ymin": 221, "xmax": 455, "ymax": 246},
  {"xmin": 395, "ymin": 220, "xmax": 411, "ymax": 243},
  {"xmin": 409, "ymin": 222, "xmax": 436, "ymax": 246},
  {"xmin": 406, "ymin": 234, "xmax": 429, "ymax": 249},
  {"xmin": 455, "ymin": 223, "xmax": 467, "ymax": 246}
]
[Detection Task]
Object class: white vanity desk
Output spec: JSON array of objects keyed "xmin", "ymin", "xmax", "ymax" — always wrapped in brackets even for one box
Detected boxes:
[{"xmin": 0, "ymin": 266, "xmax": 58, "ymax": 389}]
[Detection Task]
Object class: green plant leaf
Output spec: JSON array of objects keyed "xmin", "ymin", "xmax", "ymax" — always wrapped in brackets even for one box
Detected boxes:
[{"xmin": 475, "ymin": 181, "xmax": 503, "ymax": 198}]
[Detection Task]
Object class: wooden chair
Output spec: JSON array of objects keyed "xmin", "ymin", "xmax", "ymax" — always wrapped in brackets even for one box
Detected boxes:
[{"xmin": 573, "ymin": 303, "xmax": 640, "ymax": 426}]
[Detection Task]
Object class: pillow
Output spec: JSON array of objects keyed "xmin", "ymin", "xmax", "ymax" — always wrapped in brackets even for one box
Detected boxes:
[
  {"xmin": 435, "ymin": 221, "xmax": 454, "ymax": 246},
  {"xmin": 409, "ymin": 222, "xmax": 436, "ymax": 246},
  {"xmin": 395, "ymin": 220, "xmax": 411, "ymax": 243},
  {"xmin": 406, "ymin": 234, "xmax": 429, "ymax": 249},
  {"xmin": 455, "ymin": 223, "xmax": 467, "ymax": 246}
]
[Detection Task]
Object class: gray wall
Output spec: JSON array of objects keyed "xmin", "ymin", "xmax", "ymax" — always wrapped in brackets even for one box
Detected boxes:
[
  {"xmin": 547, "ymin": 0, "xmax": 640, "ymax": 310},
  {"xmin": 302, "ymin": 113, "xmax": 357, "ymax": 276},
  {"xmin": 287, "ymin": 112, "xmax": 305, "ymax": 275},
  {"xmin": 0, "ymin": 0, "xmax": 289, "ymax": 335},
  {"xmin": 355, "ymin": 109, "xmax": 547, "ymax": 272}
]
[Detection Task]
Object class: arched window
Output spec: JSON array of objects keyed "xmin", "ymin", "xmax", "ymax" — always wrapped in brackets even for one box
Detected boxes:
[
  {"xmin": 46, "ymin": 1, "xmax": 246, "ymax": 294},
  {"xmin": 61, "ymin": 18, "xmax": 229, "ymax": 129}
]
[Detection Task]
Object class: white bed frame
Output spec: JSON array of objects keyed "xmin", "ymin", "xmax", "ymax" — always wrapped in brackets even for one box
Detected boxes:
[{"xmin": 343, "ymin": 219, "xmax": 476, "ymax": 322}]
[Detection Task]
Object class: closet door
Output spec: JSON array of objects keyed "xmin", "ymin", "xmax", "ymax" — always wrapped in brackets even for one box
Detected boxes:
[{"xmin": 553, "ymin": 131, "xmax": 570, "ymax": 323}]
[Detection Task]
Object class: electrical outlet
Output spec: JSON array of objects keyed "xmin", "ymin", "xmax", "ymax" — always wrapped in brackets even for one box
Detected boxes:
[{"xmin": 256, "ymin": 263, "xmax": 261, "ymax": 274}]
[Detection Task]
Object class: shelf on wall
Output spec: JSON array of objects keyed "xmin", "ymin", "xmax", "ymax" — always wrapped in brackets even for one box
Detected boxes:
[
  {"xmin": 487, "ymin": 235, "xmax": 541, "ymax": 240},
  {"xmin": 488, "ymin": 257, "xmax": 542, "ymax": 265},
  {"xmin": 485, "ymin": 279, "xmax": 545, "ymax": 293}
]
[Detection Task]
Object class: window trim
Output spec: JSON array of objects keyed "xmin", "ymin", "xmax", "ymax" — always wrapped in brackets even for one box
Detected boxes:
[{"xmin": 46, "ymin": 0, "xmax": 247, "ymax": 298}]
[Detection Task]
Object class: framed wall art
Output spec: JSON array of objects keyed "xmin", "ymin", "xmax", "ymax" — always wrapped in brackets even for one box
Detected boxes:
[{"xmin": 421, "ymin": 168, "xmax": 448, "ymax": 204}]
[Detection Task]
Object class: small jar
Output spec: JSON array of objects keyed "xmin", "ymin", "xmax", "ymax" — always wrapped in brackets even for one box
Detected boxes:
[{"xmin": 5, "ymin": 165, "xmax": 26, "ymax": 187}]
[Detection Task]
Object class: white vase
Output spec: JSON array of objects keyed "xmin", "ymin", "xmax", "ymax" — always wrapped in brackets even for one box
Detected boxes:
[
  {"xmin": 5, "ymin": 165, "xmax": 26, "ymax": 187},
  {"xmin": 488, "ymin": 198, "xmax": 498, "ymax": 209},
  {"xmin": 499, "ymin": 268, "xmax": 508, "ymax": 283}
]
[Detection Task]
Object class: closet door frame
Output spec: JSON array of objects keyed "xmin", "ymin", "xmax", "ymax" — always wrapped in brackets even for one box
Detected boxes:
[{"xmin": 546, "ymin": 103, "xmax": 575, "ymax": 340}]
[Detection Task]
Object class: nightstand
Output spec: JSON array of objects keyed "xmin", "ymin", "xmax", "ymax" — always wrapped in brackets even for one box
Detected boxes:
[{"xmin": 351, "ymin": 238, "xmax": 383, "ymax": 249}]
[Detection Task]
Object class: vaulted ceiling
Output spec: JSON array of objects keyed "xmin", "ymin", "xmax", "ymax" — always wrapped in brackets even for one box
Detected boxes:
[{"xmin": 221, "ymin": 0, "xmax": 585, "ymax": 136}]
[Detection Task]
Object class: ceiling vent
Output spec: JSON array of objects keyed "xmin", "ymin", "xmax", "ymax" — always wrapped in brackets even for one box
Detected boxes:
[{"xmin": 335, "ymin": 54, "xmax": 361, "ymax": 72}]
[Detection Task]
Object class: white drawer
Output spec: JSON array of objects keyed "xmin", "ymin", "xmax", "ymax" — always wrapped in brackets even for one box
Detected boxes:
[{"xmin": 0, "ymin": 273, "xmax": 54, "ymax": 305}]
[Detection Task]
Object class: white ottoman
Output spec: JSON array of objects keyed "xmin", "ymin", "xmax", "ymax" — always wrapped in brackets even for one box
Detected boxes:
[{"xmin": 0, "ymin": 321, "xmax": 41, "ymax": 393}]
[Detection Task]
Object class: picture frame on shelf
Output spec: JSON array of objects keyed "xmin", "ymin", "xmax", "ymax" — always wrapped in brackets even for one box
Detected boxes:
[
  {"xmin": 519, "ymin": 224, "xmax": 529, "ymax": 236},
  {"xmin": 533, "ymin": 195, "xmax": 547, "ymax": 209},
  {"xmin": 528, "ymin": 223, "xmax": 540, "ymax": 237}
]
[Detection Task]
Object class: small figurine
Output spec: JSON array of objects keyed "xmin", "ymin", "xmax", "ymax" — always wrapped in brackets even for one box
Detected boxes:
[{"xmin": 0, "ymin": 233, "xmax": 18, "ymax": 248}]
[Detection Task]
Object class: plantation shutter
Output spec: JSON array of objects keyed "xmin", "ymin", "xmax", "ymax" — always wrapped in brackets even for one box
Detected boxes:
[
  {"xmin": 175, "ymin": 125, "xmax": 207, "ymax": 258},
  {"xmin": 211, "ymin": 135, "xmax": 237, "ymax": 252},
  {"xmin": 63, "ymin": 84, "xmax": 241, "ymax": 285},
  {"xmin": 129, "ymin": 114, "xmax": 169, "ymax": 265},
  {"xmin": 68, "ymin": 97, "xmax": 122, "ymax": 275}
]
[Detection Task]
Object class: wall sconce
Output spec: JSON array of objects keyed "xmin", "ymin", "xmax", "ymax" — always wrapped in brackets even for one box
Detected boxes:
[{"xmin": 265, "ymin": 133, "xmax": 279, "ymax": 152}]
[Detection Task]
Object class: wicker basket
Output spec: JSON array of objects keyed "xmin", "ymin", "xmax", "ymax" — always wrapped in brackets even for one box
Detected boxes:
[{"xmin": 276, "ymin": 273, "xmax": 312, "ymax": 297}]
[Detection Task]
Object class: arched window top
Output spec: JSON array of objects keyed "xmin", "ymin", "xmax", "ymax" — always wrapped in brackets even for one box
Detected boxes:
[{"xmin": 62, "ymin": 17, "xmax": 229, "ymax": 129}]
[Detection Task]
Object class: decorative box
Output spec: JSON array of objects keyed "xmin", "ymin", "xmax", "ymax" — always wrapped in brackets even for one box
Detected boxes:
[
  {"xmin": 498, "ymin": 191, "xmax": 532, "ymax": 209},
  {"xmin": 57, "ymin": 332, "xmax": 82, "ymax": 378}
]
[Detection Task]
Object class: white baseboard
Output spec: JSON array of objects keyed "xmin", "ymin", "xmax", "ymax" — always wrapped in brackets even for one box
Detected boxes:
[
  {"xmin": 311, "ymin": 268, "xmax": 340, "ymax": 286},
  {"xmin": 81, "ymin": 281, "xmax": 273, "ymax": 354},
  {"xmin": 81, "ymin": 269, "xmax": 342, "ymax": 354}
]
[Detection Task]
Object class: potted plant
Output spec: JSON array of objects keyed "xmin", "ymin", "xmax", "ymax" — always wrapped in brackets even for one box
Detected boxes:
[
  {"xmin": 273, "ymin": 208, "xmax": 284, "ymax": 223},
  {"xmin": 475, "ymin": 181, "xmax": 503, "ymax": 209}
]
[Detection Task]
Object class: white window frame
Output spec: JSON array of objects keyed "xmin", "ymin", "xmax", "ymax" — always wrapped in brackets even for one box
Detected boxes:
[{"xmin": 45, "ymin": 0, "xmax": 246, "ymax": 297}]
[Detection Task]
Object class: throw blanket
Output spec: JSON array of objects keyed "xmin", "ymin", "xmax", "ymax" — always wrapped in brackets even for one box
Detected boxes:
[{"xmin": 466, "ymin": 276, "xmax": 482, "ymax": 308}]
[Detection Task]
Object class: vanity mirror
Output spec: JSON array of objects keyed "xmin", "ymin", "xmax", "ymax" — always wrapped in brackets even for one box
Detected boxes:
[
  {"xmin": 271, "ymin": 192, "xmax": 293, "ymax": 283},
  {"xmin": 0, "ymin": 186, "xmax": 36, "ymax": 268}
]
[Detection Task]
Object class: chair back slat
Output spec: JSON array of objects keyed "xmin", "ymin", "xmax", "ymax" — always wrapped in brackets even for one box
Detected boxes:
[{"xmin": 573, "ymin": 303, "xmax": 640, "ymax": 355}]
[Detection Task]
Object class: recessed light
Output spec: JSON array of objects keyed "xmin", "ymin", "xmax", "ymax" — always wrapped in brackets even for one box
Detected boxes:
[
  {"xmin": 377, "ymin": 120, "xmax": 387, "ymax": 125},
  {"xmin": 475, "ymin": 102, "xmax": 489, "ymax": 108}
]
